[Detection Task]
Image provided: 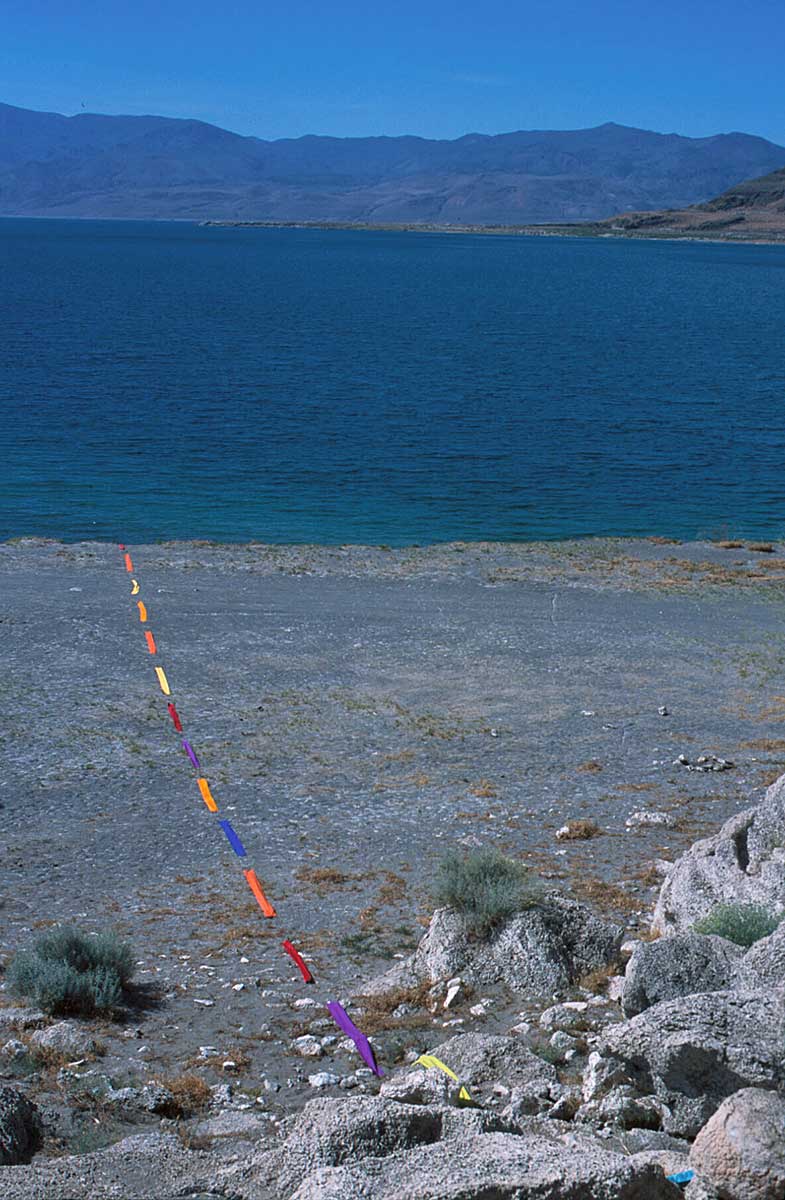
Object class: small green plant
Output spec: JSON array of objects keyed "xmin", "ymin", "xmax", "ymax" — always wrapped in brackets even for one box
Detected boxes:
[
  {"xmin": 7, "ymin": 926, "xmax": 135, "ymax": 1016},
  {"xmin": 432, "ymin": 848, "xmax": 544, "ymax": 938},
  {"xmin": 693, "ymin": 903, "xmax": 782, "ymax": 947}
]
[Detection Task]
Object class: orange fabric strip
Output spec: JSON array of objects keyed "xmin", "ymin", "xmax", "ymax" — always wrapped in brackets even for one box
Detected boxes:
[
  {"xmin": 197, "ymin": 777, "xmax": 218, "ymax": 812},
  {"xmin": 124, "ymin": 553, "xmax": 134, "ymax": 572},
  {"xmin": 137, "ymin": 600, "xmax": 147, "ymax": 622},
  {"xmin": 144, "ymin": 630, "xmax": 157, "ymax": 654},
  {"xmin": 244, "ymin": 869, "xmax": 276, "ymax": 918}
]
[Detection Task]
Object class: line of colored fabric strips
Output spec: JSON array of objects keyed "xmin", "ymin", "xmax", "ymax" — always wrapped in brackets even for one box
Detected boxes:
[{"xmin": 117, "ymin": 544, "xmax": 384, "ymax": 1077}]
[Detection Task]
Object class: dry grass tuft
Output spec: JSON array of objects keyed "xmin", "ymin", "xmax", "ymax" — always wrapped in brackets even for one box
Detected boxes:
[
  {"xmin": 295, "ymin": 866, "xmax": 359, "ymax": 891},
  {"xmin": 556, "ymin": 819, "xmax": 602, "ymax": 841},
  {"xmin": 716, "ymin": 540, "xmax": 744, "ymax": 549},
  {"xmin": 160, "ymin": 1073, "xmax": 212, "ymax": 1117},
  {"xmin": 357, "ymin": 982, "xmax": 434, "ymax": 1034},
  {"xmin": 577, "ymin": 760, "xmax": 603, "ymax": 774},
  {"xmin": 740, "ymin": 738, "xmax": 785, "ymax": 752},
  {"xmin": 748, "ymin": 542, "xmax": 775, "ymax": 553},
  {"xmin": 470, "ymin": 779, "xmax": 498, "ymax": 798},
  {"xmin": 571, "ymin": 877, "xmax": 640, "ymax": 916},
  {"xmin": 578, "ymin": 961, "xmax": 624, "ymax": 994}
]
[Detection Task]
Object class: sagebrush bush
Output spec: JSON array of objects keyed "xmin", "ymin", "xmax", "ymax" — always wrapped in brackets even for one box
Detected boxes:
[
  {"xmin": 432, "ymin": 848, "xmax": 544, "ymax": 938},
  {"xmin": 7, "ymin": 926, "xmax": 134, "ymax": 1016},
  {"xmin": 693, "ymin": 903, "xmax": 782, "ymax": 947}
]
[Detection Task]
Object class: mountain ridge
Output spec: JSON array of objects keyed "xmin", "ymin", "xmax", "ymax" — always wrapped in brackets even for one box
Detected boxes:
[{"xmin": 1, "ymin": 102, "xmax": 784, "ymax": 223}]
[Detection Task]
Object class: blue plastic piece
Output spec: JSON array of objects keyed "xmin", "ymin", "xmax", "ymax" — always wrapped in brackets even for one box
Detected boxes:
[
  {"xmin": 666, "ymin": 1171, "xmax": 694, "ymax": 1186},
  {"xmin": 218, "ymin": 819, "xmax": 247, "ymax": 858}
]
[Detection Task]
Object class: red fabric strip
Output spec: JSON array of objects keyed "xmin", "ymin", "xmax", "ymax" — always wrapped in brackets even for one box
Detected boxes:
[
  {"xmin": 167, "ymin": 702, "xmax": 183, "ymax": 732},
  {"xmin": 282, "ymin": 939, "xmax": 314, "ymax": 983}
]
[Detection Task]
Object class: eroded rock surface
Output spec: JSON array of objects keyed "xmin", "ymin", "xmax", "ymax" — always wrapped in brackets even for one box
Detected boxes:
[
  {"xmin": 653, "ymin": 775, "xmax": 785, "ymax": 935},
  {"xmin": 690, "ymin": 1088, "xmax": 785, "ymax": 1200},
  {"xmin": 622, "ymin": 933, "xmax": 743, "ymax": 1017}
]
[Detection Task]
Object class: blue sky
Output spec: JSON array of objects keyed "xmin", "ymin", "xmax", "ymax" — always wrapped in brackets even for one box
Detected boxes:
[{"xmin": 3, "ymin": 0, "xmax": 784, "ymax": 144}]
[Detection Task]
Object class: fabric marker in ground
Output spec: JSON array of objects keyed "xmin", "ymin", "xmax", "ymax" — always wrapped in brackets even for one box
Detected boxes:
[
  {"xmin": 415, "ymin": 1054, "xmax": 472, "ymax": 1102},
  {"xmin": 218, "ymin": 819, "xmax": 246, "ymax": 857},
  {"xmin": 145, "ymin": 630, "xmax": 157, "ymax": 654},
  {"xmin": 197, "ymin": 777, "xmax": 218, "ymax": 812},
  {"xmin": 118, "ymin": 543, "xmax": 125, "ymax": 550},
  {"xmin": 167, "ymin": 702, "xmax": 183, "ymax": 732},
  {"xmin": 243, "ymin": 869, "xmax": 276, "ymax": 917},
  {"xmin": 124, "ymin": 553, "xmax": 134, "ymax": 573},
  {"xmin": 667, "ymin": 1173, "xmax": 694, "ymax": 1187},
  {"xmin": 327, "ymin": 1001, "xmax": 383, "ymax": 1076},
  {"xmin": 282, "ymin": 939, "xmax": 314, "ymax": 983},
  {"xmin": 183, "ymin": 739, "xmax": 201, "ymax": 770},
  {"xmin": 137, "ymin": 600, "xmax": 148, "ymax": 622},
  {"xmin": 154, "ymin": 667, "xmax": 171, "ymax": 696},
  {"xmin": 131, "ymin": 579, "xmax": 140, "ymax": 595}
]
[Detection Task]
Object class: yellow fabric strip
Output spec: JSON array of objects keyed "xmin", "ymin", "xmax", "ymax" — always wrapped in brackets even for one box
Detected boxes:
[
  {"xmin": 131, "ymin": 579, "xmax": 140, "ymax": 595},
  {"xmin": 415, "ymin": 1054, "xmax": 472, "ymax": 1102},
  {"xmin": 154, "ymin": 666, "xmax": 171, "ymax": 695}
]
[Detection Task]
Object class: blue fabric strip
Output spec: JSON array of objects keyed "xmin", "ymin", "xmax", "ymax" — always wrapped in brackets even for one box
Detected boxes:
[{"xmin": 219, "ymin": 819, "xmax": 247, "ymax": 858}]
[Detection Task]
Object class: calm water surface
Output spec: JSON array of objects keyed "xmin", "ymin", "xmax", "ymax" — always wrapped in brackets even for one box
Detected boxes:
[{"xmin": 2, "ymin": 218, "xmax": 785, "ymax": 544}]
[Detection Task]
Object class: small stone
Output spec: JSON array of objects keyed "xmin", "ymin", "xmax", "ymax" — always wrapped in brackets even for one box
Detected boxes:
[
  {"xmin": 232, "ymin": 983, "xmax": 245, "ymax": 992},
  {"xmin": 626, "ymin": 810, "xmax": 674, "ymax": 828},
  {"xmin": 658, "ymin": 706, "xmax": 669, "ymax": 716},
  {"xmin": 308, "ymin": 1072, "xmax": 341, "ymax": 1089},
  {"xmin": 291, "ymin": 1035, "xmax": 323, "ymax": 1059},
  {"xmin": 293, "ymin": 998, "xmax": 318, "ymax": 1009},
  {"xmin": 193, "ymin": 999, "xmax": 215, "ymax": 1007},
  {"xmin": 30, "ymin": 1022, "xmax": 96, "ymax": 1058},
  {"xmin": 443, "ymin": 980, "xmax": 464, "ymax": 1009},
  {"xmin": 469, "ymin": 1003, "xmax": 487, "ymax": 1017},
  {"xmin": 222, "ymin": 1060, "xmax": 238, "ymax": 1071},
  {"xmin": 199, "ymin": 1046, "xmax": 220, "ymax": 1059},
  {"xmin": 0, "ymin": 1040, "xmax": 27, "ymax": 1061}
]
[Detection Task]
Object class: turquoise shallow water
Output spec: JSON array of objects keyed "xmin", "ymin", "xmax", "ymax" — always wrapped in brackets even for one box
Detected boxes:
[{"xmin": 2, "ymin": 218, "xmax": 785, "ymax": 544}]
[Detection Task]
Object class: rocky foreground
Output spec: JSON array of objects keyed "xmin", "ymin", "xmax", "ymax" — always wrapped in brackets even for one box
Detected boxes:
[{"xmin": 2, "ymin": 771, "xmax": 785, "ymax": 1197}]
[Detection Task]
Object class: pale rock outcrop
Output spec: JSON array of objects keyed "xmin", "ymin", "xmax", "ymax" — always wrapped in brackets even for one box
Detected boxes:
[
  {"xmin": 733, "ymin": 919, "xmax": 785, "ymax": 990},
  {"xmin": 653, "ymin": 775, "xmax": 785, "ymax": 935},
  {"xmin": 690, "ymin": 1088, "xmax": 785, "ymax": 1200},
  {"xmin": 622, "ymin": 933, "xmax": 744, "ymax": 1016},
  {"xmin": 30, "ymin": 1021, "xmax": 97, "ymax": 1059},
  {"xmin": 590, "ymin": 990, "xmax": 785, "ymax": 1137},
  {"xmin": 364, "ymin": 895, "xmax": 623, "ymax": 997},
  {"xmin": 287, "ymin": 1128, "xmax": 683, "ymax": 1199}
]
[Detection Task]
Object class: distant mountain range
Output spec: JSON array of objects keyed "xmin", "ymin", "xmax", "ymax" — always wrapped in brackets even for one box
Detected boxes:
[{"xmin": 1, "ymin": 102, "xmax": 785, "ymax": 224}]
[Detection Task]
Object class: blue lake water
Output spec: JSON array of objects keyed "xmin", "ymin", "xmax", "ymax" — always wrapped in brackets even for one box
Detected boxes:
[{"xmin": 2, "ymin": 217, "xmax": 785, "ymax": 545}]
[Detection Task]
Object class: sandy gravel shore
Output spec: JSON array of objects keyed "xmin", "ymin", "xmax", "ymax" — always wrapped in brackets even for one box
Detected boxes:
[{"xmin": 3, "ymin": 534, "xmax": 785, "ymax": 1141}]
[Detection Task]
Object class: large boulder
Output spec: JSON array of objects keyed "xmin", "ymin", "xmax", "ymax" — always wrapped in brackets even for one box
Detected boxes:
[
  {"xmin": 733, "ymin": 920, "xmax": 785, "ymax": 991},
  {"xmin": 365, "ymin": 895, "xmax": 623, "ymax": 997},
  {"xmin": 622, "ymin": 934, "xmax": 744, "ymax": 1016},
  {"xmin": 0, "ymin": 1088, "xmax": 41, "ymax": 1166},
  {"xmin": 273, "ymin": 1095, "xmax": 512, "ymax": 1196},
  {"xmin": 590, "ymin": 990, "xmax": 785, "ymax": 1138},
  {"xmin": 426, "ymin": 1032, "xmax": 558, "ymax": 1093},
  {"xmin": 288, "ymin": 1129, "xmax": 683, "ymax": 1199},
  {"xmin": 653, "ymin": 776, "xmax": 785, "ymax": 936},
  {"xmin": 690, "ymin": 1088, "xmax": 785, "ymax": 1200}
]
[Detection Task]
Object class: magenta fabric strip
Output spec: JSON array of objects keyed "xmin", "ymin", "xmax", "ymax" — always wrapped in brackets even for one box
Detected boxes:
[{"xmin": 326, "ymin": 1001, "xmax": 383, "ymax": 1076}]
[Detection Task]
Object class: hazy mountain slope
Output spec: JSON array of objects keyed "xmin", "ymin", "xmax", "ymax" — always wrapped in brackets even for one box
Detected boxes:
[{"xmin": 1, "ymin": 103, "xmax": 784, "ymax": 223}]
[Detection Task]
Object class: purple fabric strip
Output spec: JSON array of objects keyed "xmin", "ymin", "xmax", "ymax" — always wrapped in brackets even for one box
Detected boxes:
[
  {"xmin": 326, "ymin": 1001, "xmax": 383, "ymax": 1076},
  {"xmin": 182, "ymin": 739, "xmax": 201, "ymax": 770}
]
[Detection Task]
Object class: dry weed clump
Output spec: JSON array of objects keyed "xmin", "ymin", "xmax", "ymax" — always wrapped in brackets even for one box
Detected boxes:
[
  {"xmin": 159, "ymin": 1073, "xmax": 212, "ymax": 1117},
  {"xmin": 295, "ymin": 866, "xmax": 359, "ymax": 892},
  {"xmin": 576, "ymin": 760, "xmax": 603, "ymax": 774},
  {"xmin": 471, "ymin": 779, "xmax": 497, "ymax": 798},
  {"xmin": 556, "ymin": 819, "xmax": 602, "ymax": 841},
  {"xmin": 356, "ymin": 982, "xmax": 435, "ymax": 1035},
  {"xmin": 571, "ymin": 877, "xmax": 640, "ymax": 916},
  {"xmin": 716, "ymin": 540, "xmax": 744, "ymax": 549},
  {"xmin": 748, "ymin": 542, "xmax": 775, "ymax": 553},
  {"xmin": 577, "ymin": 961, "xmax": 624, "ymax": 994}
]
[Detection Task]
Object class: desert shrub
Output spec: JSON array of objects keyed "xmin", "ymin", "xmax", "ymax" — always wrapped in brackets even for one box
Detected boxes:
[
  {"xmin": 7, "ymin": 926, "xmax": 134, "ymax": 1016},
  {"xmin": 432, "ymin": 848, "xmax": 544, "ymax": 938},
  {"xmin": 693, "ymin": 903, "xmax": 782, "ymax": 947}
]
